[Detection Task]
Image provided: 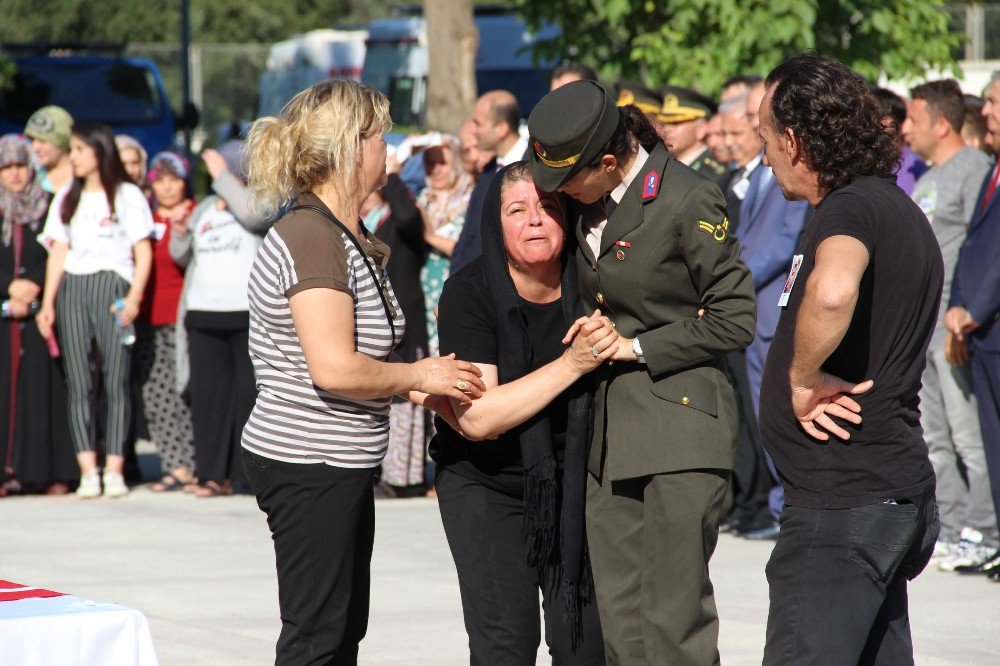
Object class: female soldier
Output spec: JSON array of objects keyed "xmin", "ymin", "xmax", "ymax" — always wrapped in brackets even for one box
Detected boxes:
[{"xmin": 527, "ymin": 81, "xmax": 756, "ymax": 664}]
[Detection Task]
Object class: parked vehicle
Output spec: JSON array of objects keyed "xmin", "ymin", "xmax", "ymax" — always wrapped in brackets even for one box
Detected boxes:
[
  {"xmin": 0, "ymin": 47, "xmax": 183, "ymax": 156},
  {"xmin": 257, "ymin": 29, "xmax": 368, "ymax": 118},
  {"xmin": 362, "ymin": 8, "xmax": 561, "ymax": 126}
]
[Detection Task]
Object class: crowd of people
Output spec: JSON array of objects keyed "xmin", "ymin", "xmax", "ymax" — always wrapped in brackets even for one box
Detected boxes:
[
  {"xmin": 2, "ymin": 48, "xmax": 1000, "ymax": 665},
  {"xmin": 0, "ymin": 105, "xmax": 268, "ymax": 499}
]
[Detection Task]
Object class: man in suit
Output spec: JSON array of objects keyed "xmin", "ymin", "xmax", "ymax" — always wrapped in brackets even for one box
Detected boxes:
[
  {"xmin": 450, "ymin": 90, "xmax": 526, "ymax": 272},
  {"xmin": 945, "ymin": 70, "xmax": 1000, "ymax": 580},
  {"xmin": 720, "ymin": 95, "xmax": 763, "ymax": 233},
  {"xmin": 733, "ymin": 82, "xmax": 811, "ymax": 539}
]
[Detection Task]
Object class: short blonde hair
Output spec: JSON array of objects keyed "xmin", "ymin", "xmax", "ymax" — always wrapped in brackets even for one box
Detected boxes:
[{"xmin": 245, "ymin": 79, "xmax": 392, "ymax": 214}]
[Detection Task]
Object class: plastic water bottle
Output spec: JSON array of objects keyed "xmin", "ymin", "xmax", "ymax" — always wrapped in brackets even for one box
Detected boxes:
[{"xmin": 114, "ymin": 298, "xmax": 136, "ymax": 346}]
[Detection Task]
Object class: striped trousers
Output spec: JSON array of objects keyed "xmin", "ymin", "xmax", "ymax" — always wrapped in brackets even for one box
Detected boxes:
[{"xmin": 56, "ymin": 271, "xmax": 131, "ymax": 456}]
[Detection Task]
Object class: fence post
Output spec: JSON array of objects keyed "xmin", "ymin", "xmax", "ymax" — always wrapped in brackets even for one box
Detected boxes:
[{"xmin": 966, "ymin": 3, "xmax": 985, "ymax": 62}]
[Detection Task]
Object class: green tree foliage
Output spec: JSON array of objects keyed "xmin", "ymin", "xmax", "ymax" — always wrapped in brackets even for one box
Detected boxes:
[
  {"xmin": 514, "ymin": 0, "xmax": 962, "ymax": 94},
  {"xmin": 0, "ymin": 0, "xmax": 392, "ymax": 44}
]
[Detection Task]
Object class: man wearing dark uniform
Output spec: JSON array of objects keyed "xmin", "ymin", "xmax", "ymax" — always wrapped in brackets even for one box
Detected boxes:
[{"xmin": 659, "ymin": 85, "xmax": 729, "ymax": 189}]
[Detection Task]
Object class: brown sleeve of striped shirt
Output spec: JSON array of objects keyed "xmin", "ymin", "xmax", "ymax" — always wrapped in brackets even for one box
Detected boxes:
[{"xmin": 275, "ymin": 213, "xmax": 353, "ymax": 299}]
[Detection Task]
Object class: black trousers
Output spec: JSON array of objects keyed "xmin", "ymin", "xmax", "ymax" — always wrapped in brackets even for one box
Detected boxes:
[
  {"xmin": 243, "ymin": 449, "xmax": 376, "ymax": 666},
  {"xmin": 723, "ymin": 351, "xmax": 773, "ymax": 527},
  {"xmin": 188, "ymin": 325, "xmax": 255, "ymax": 482},
  {"xmin": 764, "ymin": 491, "xmax": 939, "ymax": 665},
  {"xmin": 436, "ymin": 467, "xmax": 606, "ymax": 666}
]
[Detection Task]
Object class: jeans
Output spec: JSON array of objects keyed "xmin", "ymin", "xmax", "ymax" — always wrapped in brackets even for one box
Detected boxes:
[{"xmin": 764, "ymin": 491, "xmax": 939, "ymax": 665}]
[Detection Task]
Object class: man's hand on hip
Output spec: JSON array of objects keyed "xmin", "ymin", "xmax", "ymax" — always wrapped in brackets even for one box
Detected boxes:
[{"xmin": 791, "ymin": 372, "xmax": 874, "ymax": 442}]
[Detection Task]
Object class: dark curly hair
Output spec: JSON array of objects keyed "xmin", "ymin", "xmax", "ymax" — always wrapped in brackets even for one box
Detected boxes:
[{"xmin": 765, "ymin": 53, "xmax": 901, "ymax": 193}]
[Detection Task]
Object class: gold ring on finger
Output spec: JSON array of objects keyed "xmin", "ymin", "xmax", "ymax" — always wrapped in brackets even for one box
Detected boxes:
[{"xmin": 456, "ymin": 380, "xmax": 469, "ymax": 391}]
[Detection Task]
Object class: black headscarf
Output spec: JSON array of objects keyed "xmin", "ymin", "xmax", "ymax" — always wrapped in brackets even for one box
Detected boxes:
[{"xmin": 479, "ymin": 161, "xmax": 594, "ymax": 647}]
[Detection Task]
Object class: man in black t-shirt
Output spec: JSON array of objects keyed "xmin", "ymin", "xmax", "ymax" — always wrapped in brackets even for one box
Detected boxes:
[{"xmin": 756, "ymin": 54, "xmax": 943, "ymax": 665}]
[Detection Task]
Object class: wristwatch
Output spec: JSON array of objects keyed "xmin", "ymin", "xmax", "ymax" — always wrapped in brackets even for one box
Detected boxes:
[{"xmin": 632, "ymin": 337, "xmax": 645, "ymax": 364}]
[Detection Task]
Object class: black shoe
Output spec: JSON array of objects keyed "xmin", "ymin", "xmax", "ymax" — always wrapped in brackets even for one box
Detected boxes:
[
  {"xmin": 719, "ymin": 516, "xmax": 742, "ymax": 534},
  {"xmin": 742, "ymin": 522, "xmax": 780, "ymax": 541},
  {"xmin": 954, "ymin": 550, "xmax": 1000, "ymax": 575}
]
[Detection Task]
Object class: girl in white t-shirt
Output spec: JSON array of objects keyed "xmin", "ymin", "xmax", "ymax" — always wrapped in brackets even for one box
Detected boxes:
[{"xmin": 37, "ymin": 122, "xmax": 154, "ymax": 499}]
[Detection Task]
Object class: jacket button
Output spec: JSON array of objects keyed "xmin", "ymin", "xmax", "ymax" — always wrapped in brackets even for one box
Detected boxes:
[
  {"xmin": 681, "ymin": 396, "xmax": 690, "ymax": 406},
  {"xmin": 596, "ymin": 292, "xmax": 605, "ymax": 305}
]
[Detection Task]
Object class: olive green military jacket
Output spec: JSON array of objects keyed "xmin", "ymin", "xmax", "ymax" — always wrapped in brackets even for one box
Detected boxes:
[{"xmin": 575, "ymin": 142, "xmax": 756, "ymax": 482}]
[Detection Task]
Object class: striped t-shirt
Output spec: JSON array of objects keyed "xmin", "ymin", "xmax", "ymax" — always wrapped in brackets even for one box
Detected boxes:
[{"xmin": 242, "ymin": 193, "xmax": 405, "ymax": 467}]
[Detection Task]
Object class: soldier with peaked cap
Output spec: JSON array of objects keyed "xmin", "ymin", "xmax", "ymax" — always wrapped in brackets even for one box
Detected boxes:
[
  {"xmin": 614, "ymin": 81, "xmax": 670, "ymax": 144},
  {"xmin": 659, "ymin": 85, "xmax": 729, "ymax": 189},
  {"xmin": 528, "ymin": 80, "xmax": 756, "ymax": 664}
]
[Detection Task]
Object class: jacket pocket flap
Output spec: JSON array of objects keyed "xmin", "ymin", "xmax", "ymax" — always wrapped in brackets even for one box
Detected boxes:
[{"xmin": 649, "ymin": 372, "xmax": 718, "ymax": 417}]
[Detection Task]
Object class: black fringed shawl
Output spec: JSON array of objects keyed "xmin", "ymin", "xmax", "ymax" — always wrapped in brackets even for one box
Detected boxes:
[{"xmin": 478, "ymin": 162, "xmax": 594, "ymax": 647}]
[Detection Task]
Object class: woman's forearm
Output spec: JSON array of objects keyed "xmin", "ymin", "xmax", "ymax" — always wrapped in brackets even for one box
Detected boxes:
[
  {"xmin": 311, "ymin": 349, "xmax": 423, "ymax": 400},
  {"xmin": 41, "ymin": 243, "xmax": 68, "ymax": 307},
  {"xmin": 455, "ymin": 353, "xmax": 582, "ymax": 440},
  {"xmin": 127, "ymin": 239, "xmax": 153, "ymax": 302},
  {"xmin": 426, "ymin": 234, "xmax": 457, "ymax": 257}
]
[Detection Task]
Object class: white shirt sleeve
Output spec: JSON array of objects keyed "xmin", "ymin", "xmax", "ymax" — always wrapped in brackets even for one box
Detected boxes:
[
  {"xmin": 117, "ymin": 183, "xmax": 155, "ymax": 245},
  {"xmin": 38, "ymin": 187, "xmax": 70, "ymax": 250}
]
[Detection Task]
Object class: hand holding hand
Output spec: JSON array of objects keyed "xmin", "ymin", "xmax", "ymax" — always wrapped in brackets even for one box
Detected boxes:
[
  {"xmin": 415, "ymin": 353, "xmax": 486, "ymax": 404},
  {"xmin": 791, "ymin": 372, "xmax": 874, "ymax": 441},
  {"xmin": 944, "ymin": 330, "xmax": 969, "ymax": 366},
  {"xmin": 564, "ymin": 312, "xmax": 619, "ymax": 373},
  {"xmin": 945, "ymin": 306, "xmax": 979, "ymax": 340},
  {"xmin": 8, "ymin": 278, "xmax": 41, "ymax": 303}
]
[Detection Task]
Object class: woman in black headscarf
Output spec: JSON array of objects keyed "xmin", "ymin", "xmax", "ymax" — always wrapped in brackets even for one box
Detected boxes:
[
  {"xmin": 0, "ymin": 134, "xmax": 75, "ymax": 496},
  {"xmin": 432, "ymin": 161, "xmax": 614, "ymax": 664}
]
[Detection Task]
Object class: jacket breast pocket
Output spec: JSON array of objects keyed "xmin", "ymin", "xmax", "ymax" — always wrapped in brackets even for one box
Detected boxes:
[{"xmin": 649, "ymin": 372, "xmax": 718, "ymax": 417}]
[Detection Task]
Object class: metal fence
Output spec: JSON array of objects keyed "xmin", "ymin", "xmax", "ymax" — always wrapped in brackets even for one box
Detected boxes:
[{"xmin": 126, "ymin": 43, "xmax": 270, "ymax": 151}]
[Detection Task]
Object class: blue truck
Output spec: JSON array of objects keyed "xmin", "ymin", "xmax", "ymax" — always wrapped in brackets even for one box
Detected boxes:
[{"xmin": 0, "ymin": 50, "xmax": 180, "ymax": 156}]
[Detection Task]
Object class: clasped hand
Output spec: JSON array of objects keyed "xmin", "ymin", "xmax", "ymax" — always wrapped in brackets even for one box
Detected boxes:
[
  {"xmin": 561, "ymin": 309, "xmax": 620, "ymax": 372},
  {"xmin": 791, "ymin": 371, "xmax": 874, "ymax": 441}
]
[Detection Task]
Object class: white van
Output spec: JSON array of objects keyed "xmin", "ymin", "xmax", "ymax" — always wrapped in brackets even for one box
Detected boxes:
[
  {"xmin": 258, "ymin": 29, "xmax": 368, "ymax": 117},
  {"xmin": 362, "ymin": 9, "xmax": 561, "ymax": 126}
]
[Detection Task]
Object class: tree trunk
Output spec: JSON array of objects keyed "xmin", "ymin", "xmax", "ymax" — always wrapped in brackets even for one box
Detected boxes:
[{"xmin": 424, "ymin": 0, "xmax": 477, "ymax": 134}]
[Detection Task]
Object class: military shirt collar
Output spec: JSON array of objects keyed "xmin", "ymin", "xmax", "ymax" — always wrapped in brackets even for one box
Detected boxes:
[{"xmin": 610, "ymin": 145, "xmax": 650, "ymax": 206}]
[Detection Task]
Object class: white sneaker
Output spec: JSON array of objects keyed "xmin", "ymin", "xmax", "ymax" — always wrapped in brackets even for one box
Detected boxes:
[
  {"xmin": 931, "ymin": 539, "xmax": 957, "ymax": 560},
  {"xmin": 939, "ymin": 527, "xmax": 986, "ymax": 572},
  {"xmin": 75, "ymin": 472, "xmax": 101, "ymax": 499},
  {"xmin": 102, "ymin": 473, "xmax": 129, "ymax": 498}
]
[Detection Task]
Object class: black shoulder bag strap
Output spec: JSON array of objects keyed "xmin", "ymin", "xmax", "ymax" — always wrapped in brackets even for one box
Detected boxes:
[{"xmin": 290, "ymin": 204, "xmax": 397, "ymax": 340}]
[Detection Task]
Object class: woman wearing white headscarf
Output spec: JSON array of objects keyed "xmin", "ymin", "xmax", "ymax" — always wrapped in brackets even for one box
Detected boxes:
[{"xmin": 417, "ymin": 135, "xmax": 474, "ymax": 357}]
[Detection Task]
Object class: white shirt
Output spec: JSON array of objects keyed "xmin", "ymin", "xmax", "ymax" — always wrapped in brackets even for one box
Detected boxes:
[
  {"xmin": 731, "ymin": 153, "xmax": 763, "ymax": 201},
  {"xmin": 498, "ymin": 134, "xmax": 529, "ymax": 167},
  {"xmin": 583, "ymin": 146, "xmax": 650, "ymax": 258},
  {"xmin": 39, "ymin": 183, "xmax": 154, "ymax": 284},
  {"xmin": 185, "ymin": 204, "xmax": 263, "ymax": 312}
]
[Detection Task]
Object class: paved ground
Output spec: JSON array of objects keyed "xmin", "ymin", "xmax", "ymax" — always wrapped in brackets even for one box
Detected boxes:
[{"xmin": 2, "ymin": 486, "xmax": 998, "ymax": 665}]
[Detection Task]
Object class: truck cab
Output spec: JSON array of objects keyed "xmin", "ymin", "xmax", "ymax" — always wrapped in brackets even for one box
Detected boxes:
[{"xmin": 0, "ymin": 49, "xmax": 178, "ymax": 156}]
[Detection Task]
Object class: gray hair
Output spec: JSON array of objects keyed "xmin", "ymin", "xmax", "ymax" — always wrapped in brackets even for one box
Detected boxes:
[
  {"xmin": 718, "ymin": 95, "xmax": 748, "ymax": 117},
  {"xmin": 991, "ymin": 70, "xmax": 1000, "ymax": 87}
]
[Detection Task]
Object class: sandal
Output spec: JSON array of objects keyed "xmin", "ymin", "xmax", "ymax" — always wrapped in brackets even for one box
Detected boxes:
[
  {"xmin": 194, "ymin": 480, "xmax": 233, "ymax": 498},
  {"xmin": 150, "ymin": 473, "xmax": 188, "ymax": 493},
  {"xmin": 182, "ymin": 476, "xmax": 200, "ymax": 493}
]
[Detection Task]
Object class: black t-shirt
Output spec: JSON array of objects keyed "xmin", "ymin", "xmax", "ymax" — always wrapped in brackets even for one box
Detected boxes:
[
  {"xmin": 430, "ymin": 259, "xmax": 571, "ymax": 495},
  {"xmin": 758, "ymin": 176, "xmax": 943, "ymax": 509}
]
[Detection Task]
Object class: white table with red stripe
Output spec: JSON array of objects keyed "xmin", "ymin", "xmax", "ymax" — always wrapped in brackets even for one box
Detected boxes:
[{"xmin": 0, "ymin": 581, "xmax": 158, "ymax": 665}]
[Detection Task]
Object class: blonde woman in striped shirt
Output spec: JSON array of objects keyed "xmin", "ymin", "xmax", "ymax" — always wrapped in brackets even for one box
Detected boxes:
[{"xmin": 242, "ymin": 79, "xmax": 485, "ymax": 665}]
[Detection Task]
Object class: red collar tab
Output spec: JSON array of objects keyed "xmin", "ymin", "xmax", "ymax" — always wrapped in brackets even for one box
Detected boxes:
[{"xmin": 641, "ymin": 170, "xmax": 660, "ymax": 200}]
